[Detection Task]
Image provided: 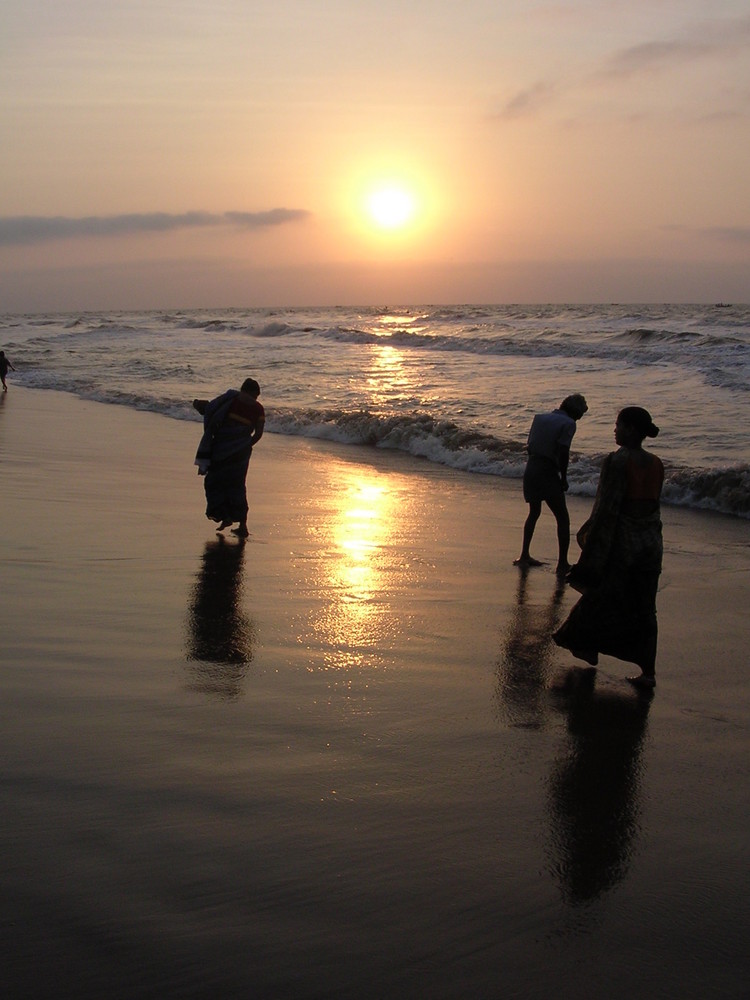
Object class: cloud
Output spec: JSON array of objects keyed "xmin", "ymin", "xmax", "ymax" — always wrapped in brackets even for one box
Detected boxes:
[
  {"xmin": 493, "ymin": 81, "xmax": 557, "ymax": 121},
  {"xmin": 663, "ymin": 224, "xmax": 750, "ymax": 244},
  {"xmin": 494, "ymin": 15, "xmax": 750, "ymax": 120},
  {"xmin": 0, "ymin": 209, "xmax": 311, "ymax": 246},
  {"xmin": 700, "ymin": 226, "xmax": 750, "ymax": 244},
  {"xmin": 597, "ymin": 15, "xmax": 750, "ymax": 80},
  {"xmin": 597, "ymin": 39, "xmax": 715, "ymax": 80}
]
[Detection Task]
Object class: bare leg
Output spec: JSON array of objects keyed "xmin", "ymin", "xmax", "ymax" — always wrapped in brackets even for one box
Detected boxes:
[
  {"xmin": 514, "ymin": 502, "xmax": 544, "ymax": 566},
  {"xmin": 546, "ymin": 493, "xmax": 571, "ymax": 575}
]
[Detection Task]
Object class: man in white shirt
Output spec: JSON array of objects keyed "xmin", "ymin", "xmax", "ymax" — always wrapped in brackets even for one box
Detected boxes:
[{"xmin": 514, "ymin": 393, "xmax": 588, "ymax": 574}]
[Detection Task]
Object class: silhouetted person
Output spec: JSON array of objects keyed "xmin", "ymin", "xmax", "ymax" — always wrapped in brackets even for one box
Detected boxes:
[
  {"xmin": 0, "ymin": 351, "xmax": 16, "ymax": 391},
  {"xmin": 194, "ymin": 377, "xmax": 265, "ymax": 537},
  {"xmin": 515, "ymin": 393, "xmax": 588, "ymax": 574},
  {"xmin": 554, "ymin": 406, "xmax": 663, "ymax": 691}
]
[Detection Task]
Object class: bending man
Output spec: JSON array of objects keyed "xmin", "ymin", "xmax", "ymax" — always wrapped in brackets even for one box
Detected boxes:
[{"xmin": 514, "ymin": 393, "xmax": 588, "ymax": 574}]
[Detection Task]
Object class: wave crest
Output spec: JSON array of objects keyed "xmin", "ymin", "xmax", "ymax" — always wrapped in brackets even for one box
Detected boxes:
[
  {"xmin": 268, "ymin": 407, "xmax": 529, "ymax": 476},
  {"xmin": 663, "ymin": 465, "xmax": 750, "ymax": 517}
]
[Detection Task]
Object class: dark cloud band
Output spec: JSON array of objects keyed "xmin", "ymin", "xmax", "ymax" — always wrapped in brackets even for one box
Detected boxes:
[{"xmin": 0, "ymin": 209, "xmax": 311, "ymax": 246}]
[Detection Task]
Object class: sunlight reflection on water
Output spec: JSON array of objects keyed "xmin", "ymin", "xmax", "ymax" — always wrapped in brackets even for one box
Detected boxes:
[{"xmin": 309, "ymin": 472, "xmax": 403, "ymax": 673}]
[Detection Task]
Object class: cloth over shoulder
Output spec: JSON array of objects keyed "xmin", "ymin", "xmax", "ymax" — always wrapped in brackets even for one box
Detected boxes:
[{"xmin": 194, "ymin": 390, "xmax": 238, "ymax": 475}]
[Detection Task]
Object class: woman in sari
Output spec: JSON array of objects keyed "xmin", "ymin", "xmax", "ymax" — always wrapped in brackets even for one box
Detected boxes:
[
  {"xmin": 193, "ymin": 377, "xmax": 265, "ymax": 537},
  {"xmin": 553, "ymin": 407, "xmax": 664, "ymax": 690}
]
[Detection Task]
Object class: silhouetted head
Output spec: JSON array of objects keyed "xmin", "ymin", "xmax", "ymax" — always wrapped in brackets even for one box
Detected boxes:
[
  {"xmin": 560, "ymin": 393, "xmax": 588, "ymax": 420},
  {"xmin": 240, "ymin": 377, "xmax": 260, "ymax": 397},
  {"xmin": 616, "ymin": 406, "xmax": 659, "ymax": 446}
]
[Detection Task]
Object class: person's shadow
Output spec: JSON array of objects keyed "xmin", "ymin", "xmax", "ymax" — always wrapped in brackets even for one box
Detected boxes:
[
  {"xmin": 185, "ymin": 536, "xmax": 256, "ymax": 700},
  {"xmin": 495, "ymin": 569, "xmax": 566, "ymax": 729},
  {"xmin": 546, "ymin": 678, "xmax": 652, "ymax": 910}
]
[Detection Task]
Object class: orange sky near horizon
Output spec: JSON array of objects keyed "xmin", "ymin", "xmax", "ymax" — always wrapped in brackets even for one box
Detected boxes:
[{"xmin": 1, "ymin": 0, "xmax": 748, "ymax": 310}]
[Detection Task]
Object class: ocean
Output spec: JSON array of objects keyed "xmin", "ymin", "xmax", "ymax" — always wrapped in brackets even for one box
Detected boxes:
[{"xmin": 2, "ymin": 302, "xmax": 749, "ymax": 517}]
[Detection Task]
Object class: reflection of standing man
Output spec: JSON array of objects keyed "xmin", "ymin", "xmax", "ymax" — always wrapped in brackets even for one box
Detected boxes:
[
  {"xmin": 0, "ymin": 351, "xmax": 16, "ymax": 391},
  {"xmin": 496, "ymin": 569, "xmax": 565, "ymax": 729},
  {"xmin": 514, "ymin": 394, "xmax": 588, "ymax": 575}
]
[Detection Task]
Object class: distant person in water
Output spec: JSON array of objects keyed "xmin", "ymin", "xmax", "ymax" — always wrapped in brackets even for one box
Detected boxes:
[
  {"xmin": 553, "ymin": 406, "xmax": 664, "ymax": 691},
  {"xmin": 193, "ymin": 377, "xmax": 265, "ymax": 538},
  {"xmin": 514, "ymin": 393, "xmax": 588, "ymax": 574},
  {"xmin": 0, "ymin": 351, "xmax": 16, "ymax": 391}
]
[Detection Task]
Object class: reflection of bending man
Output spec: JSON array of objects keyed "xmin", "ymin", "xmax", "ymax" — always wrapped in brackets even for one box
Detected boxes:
[
  {"xmin": 185, "ymin": 537, "xmax": 255, "ymax": 700},
  {"xmin": 515, "ymin": 394, "xmax": 588, "ymax": 575}
]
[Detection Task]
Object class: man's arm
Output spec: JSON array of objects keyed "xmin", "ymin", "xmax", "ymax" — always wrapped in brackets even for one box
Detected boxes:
[{"xmin": 558, "ymin": 446, "xmax": 570, "ymax": 491}]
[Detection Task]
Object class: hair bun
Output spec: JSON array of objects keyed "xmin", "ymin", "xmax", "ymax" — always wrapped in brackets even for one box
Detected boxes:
[{"xmin": 647, "ymin": 423, "xmax": 660, "ymax": 438}]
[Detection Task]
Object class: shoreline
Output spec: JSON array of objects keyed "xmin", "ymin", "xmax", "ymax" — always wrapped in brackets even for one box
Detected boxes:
[
  {"xmin": 1, "ymin": 386, "xmax": 748, "ymax": 998},
  {"xmin": 5, "ymin": 372, "xmax": 750, "ymax": 521}
]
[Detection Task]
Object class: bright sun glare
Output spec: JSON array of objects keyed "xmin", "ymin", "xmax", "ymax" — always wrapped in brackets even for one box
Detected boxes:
[{"xmin": 366, "ymin": 186, "xmax": 416, "ymax": 230}]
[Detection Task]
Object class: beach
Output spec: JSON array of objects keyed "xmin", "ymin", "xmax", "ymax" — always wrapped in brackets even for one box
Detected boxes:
[{"xmin": 1, "ymin": 386, "xmax": 749, "ymax": 999}]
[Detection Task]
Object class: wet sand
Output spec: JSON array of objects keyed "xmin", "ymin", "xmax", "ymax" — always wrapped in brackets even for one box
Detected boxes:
[{"xmin": 1, "ymin": 387, "xmax": 748, "ymax": 999}]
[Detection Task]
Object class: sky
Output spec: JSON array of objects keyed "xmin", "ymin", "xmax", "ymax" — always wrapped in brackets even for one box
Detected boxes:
[{"xmin": 1, "ymin": 0, "xmax": 748, "ymax": 311}]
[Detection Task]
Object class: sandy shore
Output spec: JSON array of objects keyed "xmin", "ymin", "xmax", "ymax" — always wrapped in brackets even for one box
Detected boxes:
[{"xmin": 1, "ymin": 387, "xmax": 748, "ymax": 999}]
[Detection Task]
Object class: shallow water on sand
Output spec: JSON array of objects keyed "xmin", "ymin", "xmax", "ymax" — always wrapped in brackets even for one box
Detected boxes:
[{"xmin": 4, "ymin": 599, "xmax": 747, "ymax": 998}]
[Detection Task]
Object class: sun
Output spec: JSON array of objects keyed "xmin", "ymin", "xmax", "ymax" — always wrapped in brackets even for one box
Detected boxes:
[
  {"xmin": 365, "ymin": 185, "xmax": 417, "ymax": 231},
  {"xmin": 338, "ymin": 160, "xmax": 440, "ymax": 250}
]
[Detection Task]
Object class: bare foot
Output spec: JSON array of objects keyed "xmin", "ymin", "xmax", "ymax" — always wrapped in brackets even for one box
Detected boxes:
[
  {"xmin": 217, "ymin": 520, "xmax": 233, "ymax": 532},
  {"xmin": 626, "ymin": 674, "xmax": 656, "ymax": 690},
  {"xmin": 231, "ymin": 526, "xmax": 249, "ymax": 538},
  {"xmin": 513, "ymin": 556, "xmax": 543, "ymax": 567},
  {"xmin": 555, "ymin": 561, "xmax": 570, "ymax": 577}
]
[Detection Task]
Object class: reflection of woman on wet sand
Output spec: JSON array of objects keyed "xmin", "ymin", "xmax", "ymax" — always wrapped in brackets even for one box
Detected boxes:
[
  {"xmin": 496, "ymin": 570, "xmax": 566, "ymax": 729},
  {"xmin": 185, "ymin": 537, "xmax": 255, "ymax": 700},
  {"xmin": 547, "ymin": 684, "xmax": 651, "ymax": 907},
  {"xmin": 554, "ymin": 407, "xmax": 664, "ymax": 691}
]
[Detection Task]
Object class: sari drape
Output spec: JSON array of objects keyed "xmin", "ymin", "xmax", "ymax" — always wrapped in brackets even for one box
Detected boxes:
[
  {"xmin": 554, "ymin": 449, "xmax": 663, "ymax": 666},
  {"xmin": 195, "ymin": 390, "xmax": 258, "ymax": 524}
]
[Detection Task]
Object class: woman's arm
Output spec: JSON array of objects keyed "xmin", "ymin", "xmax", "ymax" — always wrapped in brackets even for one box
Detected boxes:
[
  {"xmin": 570, "ymin": 451, "xmax": 627, "ymax": 584},
  {"xmin": 250, "ymin": 414, "xmax": 265, "ymax": 447}
]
